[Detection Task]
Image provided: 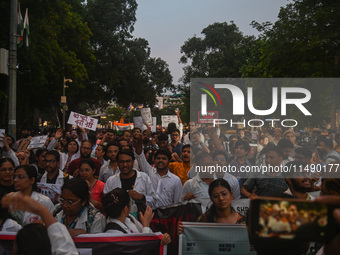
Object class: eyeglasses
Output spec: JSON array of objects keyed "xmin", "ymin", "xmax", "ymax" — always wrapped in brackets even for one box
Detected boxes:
[
  {"xmin": 118, "ymin": 160, "xmax": 133, "ymax": 164},
  {"xmin": 14, "ymin": 174, "xmax": 28, "ymax": 180},
  {"xmin": 58, "ymin": 197, "xmax": 81, "ymax": 206},
  {"xmin": 43, "ymin": 159, "xmax": 56, "ymax": 164},
  {"xmin": 211, "ymin": 191, "xmax": 230, "ymax": 200},
  {"xmin": 0, "ymin": 167, "xmax": 15, "ymax": 172}
]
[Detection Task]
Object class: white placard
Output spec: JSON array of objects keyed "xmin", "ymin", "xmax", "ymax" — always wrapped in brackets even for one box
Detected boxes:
[
  {"xmin": 161, "ymin": 115, "xmax": 178, "ymax": 128},
  {"xmin": 149, "ymin": 117, "xmax": 157, "ymax": 132},
  {"xmin": 140, "ymin": 108, "xmax": 153, "ymax": 125},
  {"xmin": 27, "ymin": 135, "xmax": 48, "ymax": 149},
  {"xmin": 133, "ymin": 116, "xmax": 144, "ymax": 130},
  {"xmin": 67, "ymin": 111, "xmax": 98, "ymax": 131},
  {"xmin": 0, "ymin": 129, "xmax": 5, "ymax": 147}
]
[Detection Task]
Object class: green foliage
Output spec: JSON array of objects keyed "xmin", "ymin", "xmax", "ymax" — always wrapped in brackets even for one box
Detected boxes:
[{"xmin": 180, "ymin": 22, "xmax": 255, "ymax": 84}]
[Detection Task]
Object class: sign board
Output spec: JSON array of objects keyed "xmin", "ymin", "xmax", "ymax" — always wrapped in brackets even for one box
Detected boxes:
[
  {"xmin": 0, "ymin": 129, "xmax": 5, "ymax": 147},
  {"xmin": 133, "ymin": 116, "xmax": 145, "ymax": 130},
  {"xmin": 27, "ymin": 135, "xmax": 48, "ymax": 149},
  {"xmin": 140, "ymin": 108, "xmax": 153, "ymax": 125},
  {"xmin": 37, "ymin": 183, "xmax": 62, "ymax": 204},
  {"xmin": 67, "ymin": 112, "xmax": 98, "ymax": 131},
  {"xmin": 179, "ymin": 222, "xmax": 255, "ymax": 255},
  {"xmin": 161, "ymin": 115, "xmax": 178, "ymax": 128}
]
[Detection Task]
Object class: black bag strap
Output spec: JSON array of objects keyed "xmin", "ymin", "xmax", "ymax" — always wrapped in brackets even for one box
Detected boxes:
[{"xmin": 104, "ymin": 222, "xmax": 128, "ymax": 233}]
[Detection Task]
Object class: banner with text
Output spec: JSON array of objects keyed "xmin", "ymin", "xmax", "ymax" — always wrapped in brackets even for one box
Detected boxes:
[
  {"xmin": 68, "ymin": 112, "xmax": 98, "ymax": 131},
  {"xmin": 179, "ymin": 222, "xmax": 256, "ymax": 255}
]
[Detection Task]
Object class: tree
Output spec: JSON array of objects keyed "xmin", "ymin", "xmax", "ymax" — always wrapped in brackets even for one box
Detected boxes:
[
  {"xmin": 241, "ymin": 0, "xmax": 340, "ymax": 128},
  {"xmin": 179, "ymin": 22, "xmax": 255, "ymax": 84},
  {"xmin": 85, "ymin": 0, "xmax": 174, "ymax": 108}
]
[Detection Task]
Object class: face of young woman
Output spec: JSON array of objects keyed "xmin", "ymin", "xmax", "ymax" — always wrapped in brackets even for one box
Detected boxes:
[
  {"xmin": 13, "ymin": 168, "xmax": 34, "ymax": 192},
  {"xmin": 60, "ymin": 189, "xmax": 86, "ymax": 217},
  {"xmin": 79, "ymin": 163, "xmax": 95, "ymax": 181},
  {"xmin": 67, "ymin": 141, "xmax": 78, "ymax": 154},
  {"xmin": 95, "ymin": 146, "xmax": 105, "ymax": 159},
  {"xmin": 210, "ymin": 186, "xmax": 233, "ymax": 210},
  {"xmin": 0, "ymin": 162, "xmax": 15, "ymax": 182}
]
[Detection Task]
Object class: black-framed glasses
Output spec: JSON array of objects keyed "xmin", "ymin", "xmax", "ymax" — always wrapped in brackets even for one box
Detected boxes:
[
  {"xmin": 43, "ymin": 159, "xmax": 56, "ymax": 164},
  {"xmin": 58, "ymin": 197, "xmax": 81, "ymax": 206}
]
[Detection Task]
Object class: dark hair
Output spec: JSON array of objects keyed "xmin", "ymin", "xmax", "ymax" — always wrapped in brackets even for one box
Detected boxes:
[
  {"xmin": 320, "ymin": 138, "xmax": 333, "ymax": 149},
  {"xmin": 212, "ymin": 150, "xmax": 227, "ymax": 161},
  {"xmin": 0, "ymin": 158, "xmax": 15, "ymax": 168},
  {"xmin": 81, "ymin": 139, "xmax": 93, "ymax": 147},
  {"xmin": 132, "ymin": 127, "xmax": 141, "ymax": 133},
  {"xmin": 15, "ymin": 165, "xmax": 38, "ymax": 192},
  {"xmin": 170, "ymin": 129, "xmax": 180, "ymax": 135},
  {"xmin": 154, "ymin": 148, "xmax": 172, "ymax": 161},
  {"xmin": 167, "ymin": 123, "xmax": 177, "ymax": 134},
  {"xmin": 205, "ymin": 179, "xmax": 233, "ymax": 222},
  {"xmin": 35, "ymin": 148, "xmax": 48, "ymax": 158},
  {"xmin": 103, "ymin": 188, "xmax": 130, "ymax": 219},
  {"xmin": 45, "ymin": 150, "xmax": 60, "ymax": 162},
  {"xmin": 235, "ymin": 140, "xmax": 251, "ymax": 153},
  {"xmin": 157, "ymin": 133, "xmax": 168, "ymax": 142},
  {"xmin": 208, "ymin": 178, "xmax": 232, "ymax": 197},
  {"xmin": 106, "ymin": 142, "xmax": 120, "ymax": 150},
  {"xmin": 194, "ymin": 151, "xmax": 212, "ymax": 165},
  {"xmin": 264, "ymin": 145, "xmax": 284, "ymax": 158},
  {"xmin": 65, "ymin": 139, "xmax": 79, "ymax": 153},
  {"xmin": 277, "ymin": 138, "xmax": 294, "ymax": 149},
  {"xmin": 79, "ymin": 158, "xmax": 96, "ymax": 172},
  {"xmin": 96, "ymin": 144, "xmax": 107, "ymax": 154},
  {"xmin": 117, "ymin": 149, "xmax": 135, "ymax": 161},
  {"xmin": 294, "ymin": 147, "xmax": 313, "ymax": 158},
  {"xmin": 16, "ymin": 223, "xmax": 51, "ymax": 255},
  {"xmin": 182, "ymin": 144, "xmax": 191, "ymax": 151},
  {"xmin": 61, "ymin": 178, "xmax": 90, "ymax": 206}
]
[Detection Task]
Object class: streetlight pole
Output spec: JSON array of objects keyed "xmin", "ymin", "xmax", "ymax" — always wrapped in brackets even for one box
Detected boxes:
[
  {"xmin": 62, "ymin": 77, "xmax": 72, "ymax": 129},
  {"xmin": 8, "ymin": 0, "xmax": 18, "ymax": 139}
]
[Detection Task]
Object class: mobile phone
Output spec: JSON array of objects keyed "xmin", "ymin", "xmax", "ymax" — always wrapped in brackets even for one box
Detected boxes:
[{"xmin": 249, "ymin": 197, "xmax": 338, "ymax": 243}]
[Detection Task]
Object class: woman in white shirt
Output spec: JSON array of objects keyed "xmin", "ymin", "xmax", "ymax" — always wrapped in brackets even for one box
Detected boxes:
[
  {"xmin": 11, "ymin": 165, "xmax": 54, "ymax": 226},
  {"xmin": 102, "ymin": 188, "xmax": 171, "ymax": 245}
]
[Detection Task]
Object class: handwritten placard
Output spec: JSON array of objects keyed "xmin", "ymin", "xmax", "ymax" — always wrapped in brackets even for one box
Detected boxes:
[
  {"xmin": 0, "ymin": 129, "xmax": 5, "ymax": 147},
  {"xmin": 67, "ymin": 111, "xmax": 98, "ymax": 131},
  {"xmin": 27, "ymin": 135, "xmax": 48, "ymax": 149},
  {"xmin": 140, "ymin": 108, "xmax": 153, "ymax": 125},
  {"xmin": 161, "ymin": 115, "xmax": 178, "ymax": 128}
]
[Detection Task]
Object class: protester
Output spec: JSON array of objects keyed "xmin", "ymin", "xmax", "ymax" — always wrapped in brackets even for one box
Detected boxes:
[
  {"xmin": 104, "ymin": 150, "xmax": 156, "ymax": 211},
  {"xmin": 39, "ymin": 150, "xmax": 71, "ymax": 185},
  {"xmin": 1, "ymin": 192, "xmax": 78, "ymax": 255},
  {"xmin": 0, "ymin": 158, "xmax": 16, "ymax": 194},
  {"xmin": 94, "ymin": 144, "xmax": 107, "ymax": 166},
  {"xmin": 11, "ymin": 165, "xmax": 54, "ymax": 226},
  {"xmin": 168, "ymin": 145, "xmax": 192, "ymax": 185},
  {"xmin": 54, "ymin": 178, "xmax": 105, "ymax": 237},
  {"xmin": 99, "ymin": 142, "xmax": 120, "ymax": 182},
  {"xmin": 102, "ymin": 188, "xmax": 171, "ymax": 245},
  {"xmin": 135, "ymin": 134, "xmax": 182, "ymax": 208},
  {"xmin": 67, "ymin": 140, "xmax": 102, "ymax": 176},
  {"xmin": 79, "ymin": 158, "xmax": 105, "ymax": 208},
  {"xmin": 58, "ymin": 139, "xmax": 80, "ymax": 172}
]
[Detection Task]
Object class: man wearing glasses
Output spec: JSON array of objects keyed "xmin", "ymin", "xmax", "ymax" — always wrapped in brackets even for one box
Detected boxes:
[
  {"xmin": 39, "ymin": 150, "xmax": 71, "ymax": 185},
  {"xmin": 67, "ymin": 140, "xmax": 102, "ymax": 177}
]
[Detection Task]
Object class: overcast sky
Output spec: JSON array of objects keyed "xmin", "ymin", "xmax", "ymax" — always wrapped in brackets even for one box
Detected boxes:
[{"xmin": 132, "ymin": 0, "xmax": 291, "ymax": 86}]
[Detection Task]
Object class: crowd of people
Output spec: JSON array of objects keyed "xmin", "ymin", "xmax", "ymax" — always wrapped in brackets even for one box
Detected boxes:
[{"xmin": 1, "ymin": 114, "xmax": 340, "ymax": 254}]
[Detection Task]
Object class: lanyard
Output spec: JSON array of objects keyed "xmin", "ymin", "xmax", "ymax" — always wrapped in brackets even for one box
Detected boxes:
[{"xmin": 61, "ymin": 206, "xmax": 86, "ymax": 229}]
